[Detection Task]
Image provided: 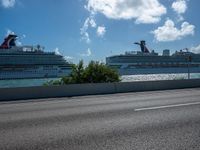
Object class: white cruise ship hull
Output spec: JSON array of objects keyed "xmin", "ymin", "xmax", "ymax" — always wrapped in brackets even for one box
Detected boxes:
[
  {"xmin": 118, "ymin": 67, "xmax": 200, "ymax": 75},
  {"xmin": 0, "ymin": 68, "xmax": 71, "ymax": 80}
]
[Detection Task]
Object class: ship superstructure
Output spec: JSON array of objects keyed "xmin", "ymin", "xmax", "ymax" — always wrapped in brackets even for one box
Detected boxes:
[
  {"xmin": 106, "ymin": 41, "xmax": 200, "ymax": 75},
  {"xmin": 0, "ymin": 34, "xmax": 72, "ymax": 79}
]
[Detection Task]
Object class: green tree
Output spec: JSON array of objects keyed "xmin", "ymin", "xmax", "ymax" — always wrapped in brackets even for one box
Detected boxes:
[
  {"xmin": 44, "ymin": 60, "xmax": 120, "ymax": 85},
  {"xmin": 83, "ymin": 61, "xmax": 120, "ymax": 83},
  {"xmin": 69, "ymin": 60, "xmax": 85, "ymax": 83}
]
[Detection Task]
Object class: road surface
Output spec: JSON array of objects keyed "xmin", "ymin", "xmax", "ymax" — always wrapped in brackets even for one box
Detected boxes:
[{"xmin": 0, "ymin": 88, "xmax": 200, "ymax": 150}]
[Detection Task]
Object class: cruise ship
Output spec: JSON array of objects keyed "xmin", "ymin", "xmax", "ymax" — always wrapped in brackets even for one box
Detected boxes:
[
  {"xmin": 0, "ymin": 34, "xmax": 72, "ymax": 79},
  {"xmin": 106, "ymin": 41, "xmax": 200, "ymax": 75}
]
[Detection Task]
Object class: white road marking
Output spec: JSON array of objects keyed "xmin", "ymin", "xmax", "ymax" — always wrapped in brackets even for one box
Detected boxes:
[{"xmin": 134, "ymin": 101, "xmax": 200, "ymax": 111}]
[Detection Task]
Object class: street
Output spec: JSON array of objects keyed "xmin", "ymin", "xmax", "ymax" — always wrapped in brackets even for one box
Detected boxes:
[{"xmin": 0, "ymin": 88, "xmax": 200, "ymax": 150}]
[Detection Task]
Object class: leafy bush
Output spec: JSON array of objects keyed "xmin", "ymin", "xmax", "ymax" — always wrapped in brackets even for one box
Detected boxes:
[{"xmin": 44, "ymin": 60, "xmax": 120, "ymax": 85}]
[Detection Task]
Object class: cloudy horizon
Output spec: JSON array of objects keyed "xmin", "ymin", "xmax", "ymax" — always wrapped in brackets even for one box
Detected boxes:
[{"xmin": 1, "ymin": 0, "xmax": 199, "ymax": 63}]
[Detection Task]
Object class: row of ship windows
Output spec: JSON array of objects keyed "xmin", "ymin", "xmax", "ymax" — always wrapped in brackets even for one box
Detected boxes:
[
  {"xmin": 0, "ymin": 72, "xmax": 61, "ymax": 75},
  {"xmin": 110, "ymin": 57, "xmax": 200, "ymax": 62},
  {"xmin": 0, "ymin": 67, "xmax": 70, "ymax": 70},
  {"xmin": 0, "ymin": 55, "xmax": 63, "ymax": 58},
  {"xmin": 0, "ymin": 60, "xmax": 65, "ymax": 63},
  {"xmin": 0, "ymin": 57, "xmax": 65, "ymax": 61},
  {"xmin": 0, "ymin": 70, "xmax": 60, "ymax": 72},
  {"xmin": 110, "ymin": 60, "xmax": 196, "ymax": 63},
  {"xmin": 110, "ymin": 62, "xmax": 199, "ymax": 65}
]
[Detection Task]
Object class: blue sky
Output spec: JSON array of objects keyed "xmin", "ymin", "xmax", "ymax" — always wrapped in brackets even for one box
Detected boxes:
[{"xmin": 0, "ymin": 0, "xmax": 200, "ymax": 64}]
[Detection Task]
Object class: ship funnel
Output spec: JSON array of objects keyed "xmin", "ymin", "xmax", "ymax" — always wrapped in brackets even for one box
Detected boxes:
[
  {"xmin": 0, "ymin": 34, "xmax": 17, "ymax": 49},
  {"xmin": 134, "ymin": 40, "xmax": 150, "ymax": 53}
]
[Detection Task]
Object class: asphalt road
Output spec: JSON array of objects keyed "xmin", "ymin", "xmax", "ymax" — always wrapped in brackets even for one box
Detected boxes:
[{"xmin": 0, "ymin": 88, "xmax": 200, "ymax": 150}]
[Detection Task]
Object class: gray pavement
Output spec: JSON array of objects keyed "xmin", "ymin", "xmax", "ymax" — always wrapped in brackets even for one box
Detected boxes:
[{"xmin": 0, "ymin": 88, "xmax": 200, "ymax": 150}]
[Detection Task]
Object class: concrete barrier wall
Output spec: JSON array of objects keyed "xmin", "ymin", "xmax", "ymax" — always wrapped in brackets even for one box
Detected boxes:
[
  {"xmin": 114, "ymin": 79, "xmax": 200, "ymax": 93},
  {"xmin": 0, "ymin": 79, "xmax": 200, "ymax": 101}
]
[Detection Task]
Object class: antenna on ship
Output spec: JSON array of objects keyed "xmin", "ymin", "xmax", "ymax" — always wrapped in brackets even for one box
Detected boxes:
[{"xmin": 134, "ymin": 40, "xmax": 150, "ymax": 53}]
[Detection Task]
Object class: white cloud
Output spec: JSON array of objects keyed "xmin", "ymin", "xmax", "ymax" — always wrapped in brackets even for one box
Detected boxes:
[
  {"xmin": 64, "ymin": 56, "xmax": 74, "ymax": 60},
  {"xmin": 89, "ymin": 18, "xmax": 96, "ymax": 28},
  {"xmin": 6, "ymin": 29, "xmax": 15, "ymax": 36},
  {"xmin": 81, "ymin": 0, "xmax": 166, "ymax": 43},
  {"xmin": 172, "ymin": 0, "xmax": 187, "ymax": 14},
  {"xmin": 80, "ymin": 48, "xmax": 92, "ymax": 57},
  {"xmin": 152, "ymin": 19, "xmax": 195, "ymax": 42},
  {"xmin": 1, "ymin": 0, "xmax": 16, "ymax": 8},
  {"xmin": 190, "ymin": 44, "xmax": 200, "ymax": 54},
  {"xmin": 81, "ymin": 30, "xmax": 90, "ymax": 44},
  {"xmin": 97, "ymin": 26, "xmax": 106, "ymax": 37},
  {"xmin": 86, "ymin": 0, "xmax": 167, "ymax": 24},
  {"xmin": 80, "ymin": 16, "xmax": 96, "ymax": 43},
  {"xmin": 172, "ymin": 0, "xmax": 187, "ymax": 21},
  {"xmin": 54, "ymin": 48, "xmax": 61, "ymax": 55}
]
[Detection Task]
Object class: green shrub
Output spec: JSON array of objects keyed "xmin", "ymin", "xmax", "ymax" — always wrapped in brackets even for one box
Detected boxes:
[{"xmin": 44, "ymin": 60, "xmax": 120, "ymax": 85}]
